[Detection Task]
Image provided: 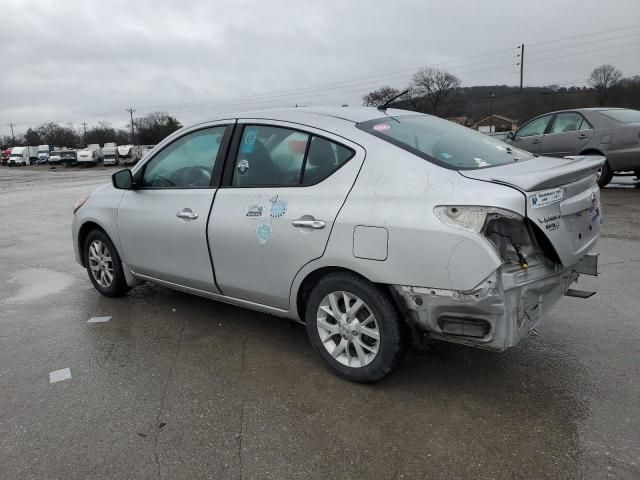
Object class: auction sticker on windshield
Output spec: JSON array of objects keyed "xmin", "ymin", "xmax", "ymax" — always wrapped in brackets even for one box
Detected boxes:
[{"xmin": 530, "ymin": 188, "xmax": 563, "ymax": 209}]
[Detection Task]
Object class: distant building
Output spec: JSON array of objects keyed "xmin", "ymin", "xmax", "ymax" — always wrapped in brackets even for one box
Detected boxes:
[
  {"xmin": 447, "ymin": 116, "xmax": 472, "ymax": 126},
  {"xmin": 473, "ymin": 114, "xmax": 517, "ymax": 133}
]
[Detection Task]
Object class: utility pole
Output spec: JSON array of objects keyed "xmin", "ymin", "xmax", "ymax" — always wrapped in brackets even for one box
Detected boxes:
[
  {"xmin": 489, "ymin": 91, "xmax": 495, "ymax": 133},
  {"xmin": 517, "ymin": 44, "xmax": 525, "ymax": 125},
  {"xmin": 7, "ymin": 123, "xmax": 15, "ymax": 144},
  {"xmin": 126, "ymin": 108, "xmax": 136, "ymax": 144},
  {"xmin": 82, "ymin": 122, "xmax": 87, "ymax": 147}
]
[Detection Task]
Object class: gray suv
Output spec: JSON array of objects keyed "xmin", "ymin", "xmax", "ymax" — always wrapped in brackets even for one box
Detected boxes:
[{"xmin": 505, "ymin": 108, "xmax": 640, "ymax": 187}]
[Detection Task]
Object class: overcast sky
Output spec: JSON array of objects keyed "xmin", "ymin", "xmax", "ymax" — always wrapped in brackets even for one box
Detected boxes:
[{"xmin": 1, "ymin": 0, "xmax": 639, "ymax": 137}]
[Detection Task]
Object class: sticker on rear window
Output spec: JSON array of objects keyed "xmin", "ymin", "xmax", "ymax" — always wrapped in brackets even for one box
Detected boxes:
[
  {"xmin": 530, "ymin": 188, "xmax": 563, "ymax": 209},
  {"xmin": 373, "ymin": 124, "xmax": 391, "ymax": 132},
  {"xmin": 241, "ymin": 128, "xmax": 258, "ymax": 154}
]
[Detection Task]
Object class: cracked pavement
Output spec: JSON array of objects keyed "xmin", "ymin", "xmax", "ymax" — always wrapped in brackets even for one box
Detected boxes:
[{"xmin": 0, "ymin": 166, "xmax": 639, "ymax": 479}]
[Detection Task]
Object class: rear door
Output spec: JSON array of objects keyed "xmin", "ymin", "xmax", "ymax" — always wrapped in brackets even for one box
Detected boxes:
[
  {"xmin": 209, "ymin": 120, "xmax": 364, "ymax": 309},
  {"xmin": 541, "ymin": 112, "xmax": 594, "ymax": 157},
  {"xmin": 509, "ymin": 114, "xmax": 553, "ymax": 154},
  {"xmin": 117, "ymin": 124, "xmax": 232, "ymax": 292}
]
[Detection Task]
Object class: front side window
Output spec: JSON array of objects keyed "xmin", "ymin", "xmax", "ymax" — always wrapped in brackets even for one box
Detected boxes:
[
  {"xmin": 549, "ymin": 112, "xmax": 591, "ymax": 134},
  {"xmin": 357, "ymin": 115, "xmax": 533, "ymax": 170},
  {"xmin": 232, "ymin": 125, "xmax": 354, "ymax": 186},
  {"xmin": 517, "ymin": 115, "xmax": 552, "ymax": 137},
  {"xmin": 142, "ymin": 127, "xmax": 226, "ymax": 188}
]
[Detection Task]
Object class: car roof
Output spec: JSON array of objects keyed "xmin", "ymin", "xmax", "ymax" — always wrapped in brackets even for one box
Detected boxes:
[
  {"xmin": 540, "ymin": 107, "xmax": 632, "ymax": 116},
  {"xmin": 192, "ymin": 106, "xmax": 419, "ymax": 128}
]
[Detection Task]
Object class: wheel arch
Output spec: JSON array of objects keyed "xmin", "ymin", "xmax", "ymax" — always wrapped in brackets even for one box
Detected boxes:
[
  {"xmin": 77, "ymin": 221, "xmax": 108, "ymax": 267},
  {"xmin": 294, "ymin": 265, "xmax": 399, "ymax": 324},
  {"xmin": 579, "ymin": 148, "xmax": 606, "ymax": 157}
]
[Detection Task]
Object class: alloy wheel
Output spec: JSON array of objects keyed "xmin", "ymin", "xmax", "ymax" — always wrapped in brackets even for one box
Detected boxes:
[
  {"xmin": 316, "ymin": 291, "xmax": 380, "ymax": 368},
  {"xmin": 88, "ymin": 240, "xmax": 114, "ymax": 288}
]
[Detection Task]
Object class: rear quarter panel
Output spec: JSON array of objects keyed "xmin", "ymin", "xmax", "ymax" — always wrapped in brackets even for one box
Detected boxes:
[{"xmin": 290, "ymin": 135, "xmax": 527, "ymax": 312}]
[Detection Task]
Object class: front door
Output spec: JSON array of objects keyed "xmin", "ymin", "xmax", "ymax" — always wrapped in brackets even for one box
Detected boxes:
[
  {"xmin": 541, "ymin": 112, "xmax": 595, "ymax": 157},
  {"xmin": 510, "ymin": 114, "xmax": 554, "ymax": 155},
  {"xmin": 117, "ymin": 124, "xmax": 231, "ymax": 292},
  {"xmin": 209, "ymin": 121, "xmax": 364, "ymax": 309}
]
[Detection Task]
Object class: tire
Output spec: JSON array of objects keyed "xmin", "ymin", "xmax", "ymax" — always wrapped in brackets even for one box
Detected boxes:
[
  {"xmin": 597, "ymin": 160, "xmax": 614, "ymax": 188},
  {"xmin": 305, "ymin": 273, "xmax": 408, "ymax": 383},
  {"xmin": 83, "ymin": 230, "xmax": 130, "ymax": 297}
]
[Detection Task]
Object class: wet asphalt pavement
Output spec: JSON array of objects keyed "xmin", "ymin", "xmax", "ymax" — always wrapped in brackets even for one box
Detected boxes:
[{"xmin": 0, "ymin": 165, "xmax": 639, "ymax": 480}]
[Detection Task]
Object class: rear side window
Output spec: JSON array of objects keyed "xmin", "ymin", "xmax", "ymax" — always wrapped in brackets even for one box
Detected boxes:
[
  {"xmin": 231, "ymin": 125, "xmax": 354, "ymax": 187},
  {"xmin": 549, "ymin": 112, "xmax": 592, "ymax": 134},
  {"xmin": 303, "ymin": 137, "xmax": 353, "ymax": 186},
  {"xmin": 599, "ymin": 109, "xmax": 640, "ymax": 123},
  {"xmin": 358, "ymin": 115, "xmax": 533, "ymax": 170}
]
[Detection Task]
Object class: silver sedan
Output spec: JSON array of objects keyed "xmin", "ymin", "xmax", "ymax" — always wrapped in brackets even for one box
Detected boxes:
[
  {"xmin": 505, "ymin": 107, "xmax": 640, "ymax": 187},
  {"xmin": 72, "ymin": 107, "xmax": 603, "ymax": 382}
]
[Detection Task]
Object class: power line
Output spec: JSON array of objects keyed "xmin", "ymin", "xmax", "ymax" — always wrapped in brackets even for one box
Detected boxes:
[
  {"xmin": 527, "ymin": 23, "xmax": 640, "ymax": 47},
  {"xmin": 527, "ymin": 41, "xmax": 640, "ymax": 66},
  {"xmin": 527, "ymin": 31, "xmax": 640, "ymax": 57}
]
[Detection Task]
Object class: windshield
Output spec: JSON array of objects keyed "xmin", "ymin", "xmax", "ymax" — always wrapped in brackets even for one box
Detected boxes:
[
  {"xmin": 357, "ymin": 114, "xmax": 533, "ymax": 170},
  {"xmin": 600, "ymin": 109, "xmax": 640, "ymax": 123}
]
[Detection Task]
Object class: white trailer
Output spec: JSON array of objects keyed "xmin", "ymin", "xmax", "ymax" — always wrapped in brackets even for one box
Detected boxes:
[
  {"xmin": 117, "ymin": 145, "xmax": 141, "ymax": 166},
  {"xmin": 27, "ymin": 146, "xmax": 39, "ymax": 161},
  {"xmin": 77, "ymin": 149, "xmax": 99, "ymax": 166},
  {"xmin": 86, "ymin": 143, "xmax": 103, "ymax": 161}
]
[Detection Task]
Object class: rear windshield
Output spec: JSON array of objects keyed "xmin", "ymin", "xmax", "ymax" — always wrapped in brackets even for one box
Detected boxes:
[
  {"xmin": 599, "ymin": 109, "xmax": 640, "ymax": 123},
  {"xmin": 357, "ymin": 114, "xmax": 533, "ymax": 170}
]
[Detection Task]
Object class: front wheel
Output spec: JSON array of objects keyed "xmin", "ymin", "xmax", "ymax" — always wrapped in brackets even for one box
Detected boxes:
[
  {"xmin": 597, "ymin": 161, "xmax": 614, "ymax": 188},
  {"xmin": 305, "ymin": 273, "xmax": 408, "ymax": 382},
  {"xmin": 84, "ymin": 230, "xmax": 130, "ymax": 297}
]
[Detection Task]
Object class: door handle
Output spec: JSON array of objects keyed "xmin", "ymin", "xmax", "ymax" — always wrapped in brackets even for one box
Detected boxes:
[
  {"xmin": 176, "ymin": 209, "xmax": 198, "ymax": 220},
  {"xmin": 531, "ymin": 139, "xmax": 542, "ymax": 144},
  {"xmin": 577, "ymin": 134, "xmax": 589, "ymax": 139},
  {"xmin": 292, "ymin": 219, "xmax": 325, "ymax": 229}
]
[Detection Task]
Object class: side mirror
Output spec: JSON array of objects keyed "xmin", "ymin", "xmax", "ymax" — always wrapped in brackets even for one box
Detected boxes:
[
  {"xmin": 506, "ymin": 131, "xmax": 515, "ymax": 140},
  {"xmin": 112, "ymin": 169, "xmax": 134, "ymax": 189}
]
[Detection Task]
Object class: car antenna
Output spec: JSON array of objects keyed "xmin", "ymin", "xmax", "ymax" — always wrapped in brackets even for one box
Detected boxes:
[{"xmin": 377, "ymin": 89, "xmax": 410, "ymax": 112}]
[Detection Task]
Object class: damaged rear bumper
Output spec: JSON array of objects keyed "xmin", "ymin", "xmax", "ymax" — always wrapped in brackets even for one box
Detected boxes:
[{"xmin": 392, "ymin": 256, "xmax": 596, "ymax": 351}]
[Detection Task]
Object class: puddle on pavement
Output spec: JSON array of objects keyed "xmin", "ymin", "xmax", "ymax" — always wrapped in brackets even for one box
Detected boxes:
[{"xmin": 2, "ymin": 267, "xmax": 76, "ymax": 304}]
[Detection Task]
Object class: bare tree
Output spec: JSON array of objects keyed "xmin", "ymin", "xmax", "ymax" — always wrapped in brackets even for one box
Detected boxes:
[
  {"xmin": 589, "ymin": 64, "xmax": 623, "ymax": 106},
  {"xmin": 362, "ymin": 86, "xmax": 401, "ymax": 107},
  {"xmin": 410, "ymin": 67, "xmax": 461, "ymax": 116}
]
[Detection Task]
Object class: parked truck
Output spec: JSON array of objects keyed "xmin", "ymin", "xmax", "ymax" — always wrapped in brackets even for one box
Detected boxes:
[
  {"xmin": 8, "ymin": 146, "xmax": 30, "ymax": 166},
  {"xmin": 102, "ymin": 142, "xmax": 119, "ymax": 166},
  {"xmin": 117, "ymin": 145, "xmax": 141, "ymax": 166},
  {"xmin": 1, "ymin": 148, "xmax": 11, "ymax": 166},
  {"xmin": 37, "ymin": 145, "xmax": 51, "ymax": 164}
]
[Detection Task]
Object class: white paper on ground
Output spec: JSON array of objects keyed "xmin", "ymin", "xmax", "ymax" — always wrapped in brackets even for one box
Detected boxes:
[
  {"xmin": 49, "ymin": 368, "xmax": 72, "ymax": 383},
  {"xmin": 87, "ymin": 316, "xmax": 111, "ymax": 323}
]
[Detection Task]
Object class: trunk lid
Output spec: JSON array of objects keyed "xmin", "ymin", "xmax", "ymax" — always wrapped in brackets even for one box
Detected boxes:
[{"xmin": 460, "ymin": 155, "xmax": 605, "ymax": 267}]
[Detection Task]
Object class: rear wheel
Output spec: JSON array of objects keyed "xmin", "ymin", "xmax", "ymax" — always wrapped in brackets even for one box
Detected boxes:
[
  {"xmin": 305, "ymin": 273, "xmax": 408, "ymax": 382},
  {"xmin": 597, "ymin": 160, "xmax": 614, "ymax": 188},
  {"xmin": 84, "ymin": 230, "xmax": 130, "ymax": 297}
]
